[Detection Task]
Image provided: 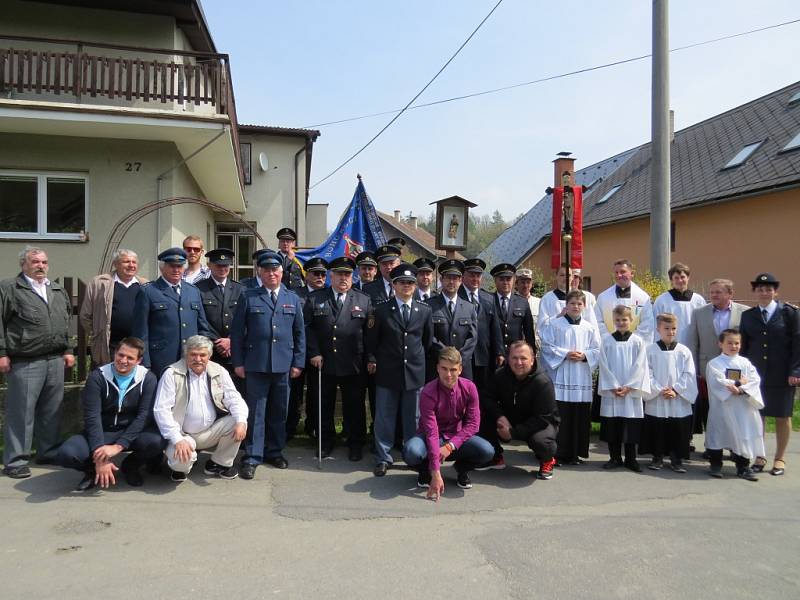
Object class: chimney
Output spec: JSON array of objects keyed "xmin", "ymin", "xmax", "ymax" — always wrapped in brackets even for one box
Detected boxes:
[
  {"xmin": 669, "ymin": 109, "xmax": 675, "ymax": 143},
  {"xmin": 553, "ymin": 151, "xmax": 576, "ymax": 187},
  {"xmin": 393, "ymin": 210, "xmax": 401, "ymax": 221},
  {"xmin": 409, "ymin": 215, "xmax": 418, "ymax": 229}
]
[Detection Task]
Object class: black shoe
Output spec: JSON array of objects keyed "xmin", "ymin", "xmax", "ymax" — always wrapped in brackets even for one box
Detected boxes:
[
  {"xmin": 709, "ymin": 465, "xmax": 723, "ymax": 478},
  {"xmin": 417, "ymin": 470, "xmax": 432, "ymax": 488},
  {"xmin": 317, "ymin": 445, "xmax": 334, "ymax": 459},
  {"xmin": 567, "ymin": 457, "xmax": 585, "ymax": 466},
  {"xmin": 122, "ymin": 465, "xmax": 144, "ymax": 487},
  {"xmin": 3, "ymin": 465, "xmax": 32, "ymax": 479},
  {"xmin": 239, "ymin": 463, "xmax": 257, "ymax": 480},
  {"xmin": 203, "ymin": 459, "xmax": 225, "ymax": 476},
  {"xmin": 648, "ymin": 458, "xmax": 664, "ymax": 471},
  {"xmin": 669, "ymin": 461, "xmax": 687, "ymax": 474},
  {"xmin": 219, "ymin": 464, "xmax": 238, "ymax": 480},
  {"xmin": 265, "ymin": 456, "xmax": 289, "ymax": 469},
  {"xmin": 75, "ymin": 473, "xmax": 96, "ymax": 492},
  {"xmin": 624, "ymin": 459, "xmax": 642, "ymax": 473},
  {"xmin": 737, "ymin": 467, "xmax": 758, "ymax": 482},
  {"xmin": 457, "ymin": 471, "xmax": 472, "ymax": 489},
  {"xmin": 170, "ymin": 470, "xmax": 187, "ymax": 483},
  {"xmin": 146, "ymin": 456, "xmax": 164, "ymax": 475},
  {"xmin": 602, "ymin": 458, "xmax": 623, "ymax": 470},
  {"xmin": 348, "ymin": 446, "xmax": 363, "ymax": 462},
  {"xmin": 373, "ymin": 461, "xmax": 389, "ymax": 477}
]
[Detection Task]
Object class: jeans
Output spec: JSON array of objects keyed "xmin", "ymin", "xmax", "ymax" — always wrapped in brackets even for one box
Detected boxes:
[{"xmin": 403, "ymin": 434, "xmax": 494, "ymax": 473}]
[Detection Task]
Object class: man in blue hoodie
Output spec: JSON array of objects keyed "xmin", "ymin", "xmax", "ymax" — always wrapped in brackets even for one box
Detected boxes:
[{"xmin": 56, "ymin": 337, "xmax": 164, "ymax": 491}]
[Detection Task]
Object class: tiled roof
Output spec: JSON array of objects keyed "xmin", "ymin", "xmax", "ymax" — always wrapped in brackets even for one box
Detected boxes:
[
  {"xmin": 482, "ymin": 80, "xmax": 800, "ymax": 265},
  {"xmin": 480, "ymin": 147, "xmax": 639, "ymax": 265},
  {"xmin": 377, "ymin": 212, "xmax": 464, "ymax": 260}
]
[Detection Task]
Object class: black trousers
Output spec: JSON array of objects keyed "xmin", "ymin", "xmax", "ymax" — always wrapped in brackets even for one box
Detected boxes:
[
  {"xmin": 56, "ymin": 428, "xmax": 165, "ymax": 474},
  {"xmin": 366, "ymin": 373, "xmax": 377, "ymax": 432},
  {"xmin": 479, "ymin": 420, "xmax": 558, "ymax": 462},
  {"xmin": 318, "ymin": 373, "xmax": 367, "ymax": 449}
]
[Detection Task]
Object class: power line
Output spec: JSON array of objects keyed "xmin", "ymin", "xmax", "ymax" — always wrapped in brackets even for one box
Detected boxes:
[
  {"xmin": 305, "ymin": 18, "xmax": 800, "ymax": 129},
  {"xmin": 309, "ymin": 0, "xmax": 504, "ymax": 190}
]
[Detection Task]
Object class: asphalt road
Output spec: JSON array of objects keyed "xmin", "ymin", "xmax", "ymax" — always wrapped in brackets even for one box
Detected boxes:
[{"xmin": 1, "ymin": 434, "xmax": 798, "ymax": 600}]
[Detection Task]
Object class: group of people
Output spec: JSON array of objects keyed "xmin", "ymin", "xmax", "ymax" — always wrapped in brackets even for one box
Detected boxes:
[{"xmin": 1, "ymin": 231, "xmax": 797, "ymax": 501}]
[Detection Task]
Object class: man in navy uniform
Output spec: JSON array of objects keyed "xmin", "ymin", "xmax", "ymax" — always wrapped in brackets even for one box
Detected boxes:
[
  {"xmin": 458, "ymin": 258, "xmax": 505, "ymax": 391},
  {"xmin": 367, "ymin": 262, "xmax": 433, "ymax": 476},
  {"xmin": 426, "ymin": 259, "xmax": 477, "ymax": 381},
  {"xmin": 195, "ymin": 248, "xmax": 243, "ymax": 388},
  {"xmin": 362, "ymin": 243, "xmax": 402, "ymax": 304},
  {"xmin": 491, "ymin": 263, "xmax": 535, "ymax": 355},
  {"xmin": 231, "ymin": 251, "xmax": 305, "ymax": 478},
  {"xmin": 131, "ymin": 247, "xmax": 211, "ymax": 377},
  {"xmin": 304, "ymin": 256, "xmax": 372, "ymax": 461},
  {"xmin": 354, "ymin": 251, "xmax": 378, "ymax": 290},
  {"xmin": 240, "ymin": 249, "xmax": 272, "ymax": 290},
  {"xmin": 289, "ymin": 256, "xmax": 327, "ymax": 439},
  {"xmin": 414, "ymin": 257, "xmax": 437, "ymax": 302},
  {"xmin": 276, "ymin": 227, "xmax": 305, "ymax": 290}
]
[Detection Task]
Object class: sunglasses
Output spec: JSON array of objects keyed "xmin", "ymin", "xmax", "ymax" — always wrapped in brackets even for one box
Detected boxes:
[{"xmin": 183, "ymin": 247, "xmax": 203, "ymax": 253}]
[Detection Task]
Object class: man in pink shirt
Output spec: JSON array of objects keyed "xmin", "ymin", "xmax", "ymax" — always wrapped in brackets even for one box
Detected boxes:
[{"xmin": 402, "ymin": 347, "xmax": 494, "ymax": 500}]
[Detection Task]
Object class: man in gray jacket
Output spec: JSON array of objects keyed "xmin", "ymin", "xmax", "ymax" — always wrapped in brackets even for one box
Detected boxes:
[{"xmin": 0, "ymin": 246, "xmax": 75, "ymax": 478}]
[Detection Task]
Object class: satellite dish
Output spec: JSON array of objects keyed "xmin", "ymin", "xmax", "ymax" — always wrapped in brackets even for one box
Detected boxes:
[{"xmin": 258, "ymin": 152, "xmax": 269, "ymax": 172}]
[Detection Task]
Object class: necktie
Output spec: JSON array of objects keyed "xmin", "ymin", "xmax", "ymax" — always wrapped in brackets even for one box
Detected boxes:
[
  {"xmin": 388, "ymin": 285, "xmax": 394, "ymax": 299},
  {"xmin": 172, "ymin": 285, "xmax": 180, "ymax": 296},
  {"xmin": 501, "ymin": 296, "xmax": 508, "ymax": 319},
  {"xmin": 402, "ymin": 303, "xmax": 410, "ymax": 326},
  {"xmin": 762, "ymin": 308, "xmax": 768, "ymax": 323},
  {"xmin": 270, "ymin": 291, "xmax": 277, "ymax": 305},
  {"xmin": 423, "ymin": 293, "xmax": 429, "ymax": 301},
  {"xmin": 471, "ymin": 293, "xmax": 479, "ymax": 315},
  {"xmin": 336, "ymin": 293, "xmax": 344, "ymax": 310},
  {"xmin": 448, "ymin": 300, "xmax": 454, "ymax": 316},
  {"xmin": 218, "ymin": 283, "xmax": 225, "ymax": 295}
]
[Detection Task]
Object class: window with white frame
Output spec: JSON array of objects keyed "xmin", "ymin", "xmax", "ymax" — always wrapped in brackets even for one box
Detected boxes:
[{"xmin": 0, "ymin": 170, "xmax": 88, "ymax": 240}]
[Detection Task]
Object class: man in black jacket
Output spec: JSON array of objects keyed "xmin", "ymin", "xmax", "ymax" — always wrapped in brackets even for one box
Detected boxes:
[
  {"xmin": 56, "ymin": 338, "xmax": 164, "ymax": 491},
  {"xmin": 478, "ymin": 340, "xmax": 560, "ymax": 480}
]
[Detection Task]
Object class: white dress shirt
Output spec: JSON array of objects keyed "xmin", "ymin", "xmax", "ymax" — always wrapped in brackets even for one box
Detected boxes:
[
  {"xmin": 113, "ymin": 273, "xmax": 139, "ymax": 288},
  {"xmin": 24, "ymin": 275, "xmax": 49, "ymax": 303}
]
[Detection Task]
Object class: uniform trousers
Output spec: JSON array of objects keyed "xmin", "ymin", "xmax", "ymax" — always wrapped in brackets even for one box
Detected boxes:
[
  {"xmin": 244, "ymin": 371, "xmax": 289, "ymax": 464},
  {"xmin": 166, "ymin": 415, "xmax": 242, "ymax": 472},
  {"xmin": 318, "ymin": 373, "xmax": 366, "ymax": 449},
  {"xmin": 3, "ymin": 356, "xmax": 64, "ymax": 468},
  {"xmin": 57, "ymin": 428, "xmax": 164, "ymax": 473},
  {"xmin": 373, "ymin": 386, "xmax": 420, "ymax": 464}
]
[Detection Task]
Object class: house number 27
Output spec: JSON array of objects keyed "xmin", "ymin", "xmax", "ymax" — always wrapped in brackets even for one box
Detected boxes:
[{"xmin": 125, "ymin": 162, "xmax": 142, "ymax": 172}]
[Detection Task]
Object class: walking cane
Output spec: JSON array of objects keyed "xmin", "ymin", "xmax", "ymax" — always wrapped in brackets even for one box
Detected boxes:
[{"xmin": 318, "ymin": 366, "xmax": 323, "ymax": 470}]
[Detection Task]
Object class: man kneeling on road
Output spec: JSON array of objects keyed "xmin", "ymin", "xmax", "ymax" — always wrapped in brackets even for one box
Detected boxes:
[
  {"xmin": 56, "ymin": 337, "xmax": 164, "ymax": 491},
  {"xmin": 403, "ymin": 347, "xmax": 494, "ymax": 500},
  {"xmin": 153, "ymin": 335, "xmax": 248, "ymax": 482},
  {"xmin": 478, "ymin": 340, "xmax": 560, "ymax": 480}
]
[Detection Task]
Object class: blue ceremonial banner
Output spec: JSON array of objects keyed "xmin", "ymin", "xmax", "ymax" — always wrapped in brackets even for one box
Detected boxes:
[{"xmin": 296, "ymin": 178, "xmax": 386, "ymax": 264}]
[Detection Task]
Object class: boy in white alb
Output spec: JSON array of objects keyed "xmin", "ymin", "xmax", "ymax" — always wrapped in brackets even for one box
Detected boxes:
[
  {"xmin": 598, "ymin": 305, "xmax": 650, "ymax": 471},
  {"xmin": 652, "ymin": 262, "xmax": 706, "ymax": 345},
  {"xmin": 541, "ymin": 290, "xmax": 601, "ymax": 465},
  {"xmin": 705, "ymin": 329, "xmax": 765, "ymax": 481},
  {"xmin": 640, "ymin": 313, "xmax": 698, "ymax": 473}
]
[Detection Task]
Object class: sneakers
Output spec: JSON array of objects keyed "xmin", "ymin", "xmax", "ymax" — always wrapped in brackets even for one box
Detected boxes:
[
  {"xmin": 737, "ymin": 467, "xmax": 759, "ymax": 482},
  {"xmin": 204, "ymin": 459, "xmax": 238, "ymax": 480},
  {"xmin": 709, "ymin": 465, "xmax": 723, "ymax": 478},
  {"xmin": 417, "ymin": 470, "xmax": 432, "ymax": 488},
  {"xmin": 475, "ymin": 455, "xmax": 506, "ymax": 471},
  {"xmin": 669, "ymin": 461, "xmax": 687, "ymax": 474},
  {"xmin": 170, "ymin": 470, "xmax": 187, "ymax": 483},
  {"xmin": 457, "ymin": 471, "xmax": 472, "ymax": 489},
  {"xmin": 3, "ymin": 465, "xmax": 31, "ymax": 479},
  {"xmin": 648, "ymin": 458, "xmax": 664, "ymax": 471},
  {"xmin": 537, "ymin": 458, "xmax": 556, "ymax": 480}
]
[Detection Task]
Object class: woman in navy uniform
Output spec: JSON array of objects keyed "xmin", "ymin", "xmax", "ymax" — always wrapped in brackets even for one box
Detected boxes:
[
  {"xmin": 231, "ymin": 251, "xmax": 305, "ymax": 478},
  {"xmin": 739, "ymin": 273, "xmax": 800, "ymax": 476},
  {"xmin": 131, "ymin": 247, "xmax": 211, "ymax": 377},
  {"xmin": 426, "ymin": 259, "xmax": 477, "ymax": 381},
  {"xmin": 304, "ymin": 256, "xmax": 372, "ymax": 461}
]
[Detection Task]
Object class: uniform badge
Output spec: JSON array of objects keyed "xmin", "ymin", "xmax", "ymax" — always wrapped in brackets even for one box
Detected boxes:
[{"xmin": 368, "ymin": 314, "xmax": 375, "ymax": 328}]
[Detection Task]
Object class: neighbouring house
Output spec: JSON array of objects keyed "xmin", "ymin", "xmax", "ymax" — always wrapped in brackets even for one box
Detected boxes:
[
  {"xmin": 378, "ymin": 210, "xmax": 464, "ymax": 264},
  {"xmin": 482, "ymin": 81, "xmax": 800, "ymax": 302},
  {"xmin": 0, "ymin": 0, "xmax": 324, "ymax": 282}
]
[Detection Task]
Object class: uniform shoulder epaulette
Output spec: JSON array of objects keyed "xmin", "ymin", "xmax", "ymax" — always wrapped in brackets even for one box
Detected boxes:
[
  {"xmin": 412, "ymin": 298, "xmax": 429, "ymax": 307},
  {"xmin": 784, "ymin": 302, "xmax": 798, "ymax": 311},
  {"xmin": 350, "ymin": 287, "xmax": 368, "ymax": 298}
]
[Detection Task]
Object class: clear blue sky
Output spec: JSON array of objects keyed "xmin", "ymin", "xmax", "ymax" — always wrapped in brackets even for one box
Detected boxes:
[{"xmin": 202, "ymin": 0, "xmax": 799, "ymax": 227}]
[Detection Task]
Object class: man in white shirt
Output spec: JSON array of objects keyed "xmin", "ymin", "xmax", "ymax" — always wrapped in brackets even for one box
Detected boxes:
[
  {"xmin": 595, "ymin": 258, "xmax": 654, "ymax": 342},
  {"xmin": 153, "ymin": 335, "xmax": 248, "ymax": 482},
  {"xmin": 181, "ymin": 235, "xmax": 211, "ymax": 285}
]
